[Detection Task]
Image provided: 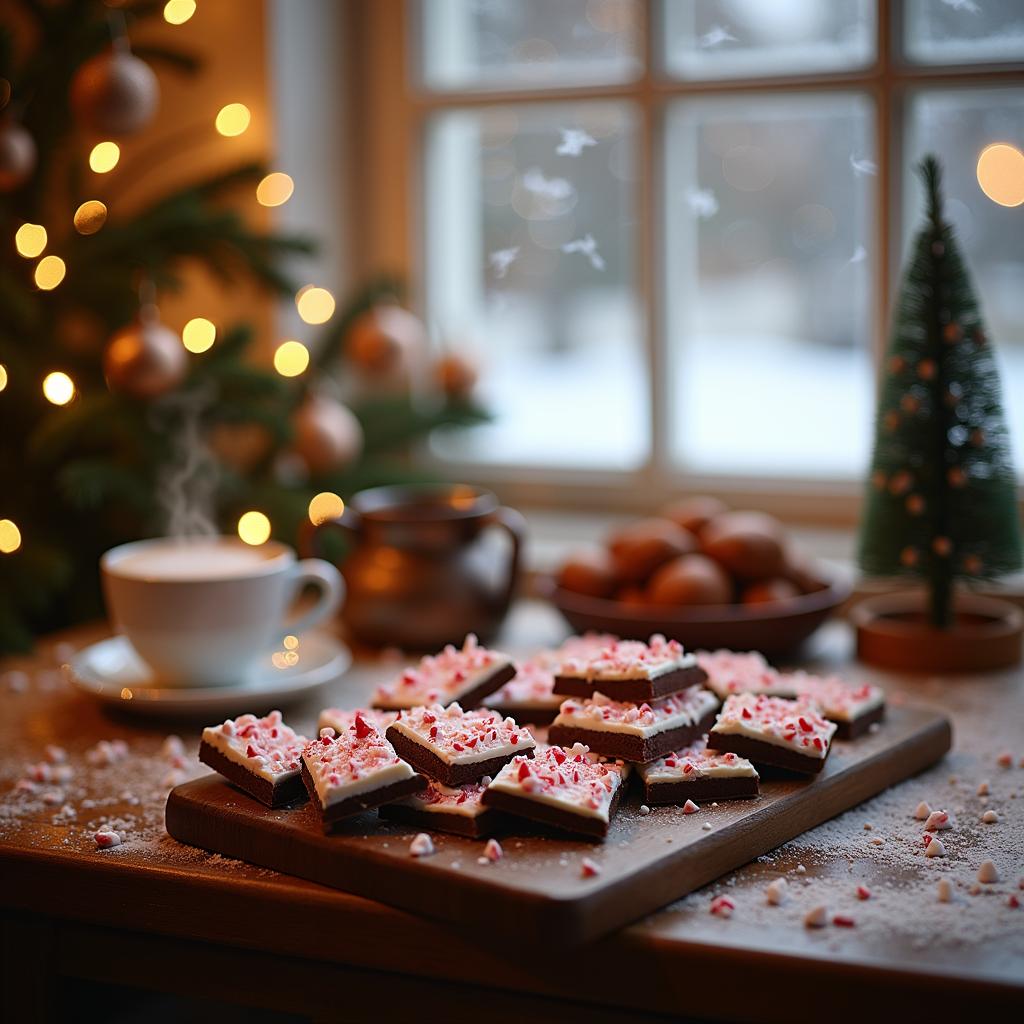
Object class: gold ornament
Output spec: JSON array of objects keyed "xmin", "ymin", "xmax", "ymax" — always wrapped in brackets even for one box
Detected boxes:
[
  {"xmin": 346, "ymin": 304, "xmax": 426, "ymax": 377},
  {"xmin": 292, "ymin": 394, "xmax": 364, "ymax": 475},
  {"xmin": 434, "ymin": 352, "xmax": 478, "ymax": 399},
  {"xmin": 0, "ymin": 118, "xmax": 36, "ymax": 191},
  {"xmin": 71, "ymin": 49, "xmax": 159, "ymax": 136},
  {"xmin": 103, "ymin": 308, "xmax": 187, "ymax": 399}
]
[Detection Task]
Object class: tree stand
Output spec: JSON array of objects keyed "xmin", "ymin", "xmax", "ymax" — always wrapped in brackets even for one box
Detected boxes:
[{"xmin": 852, "ymin": 591, "xmax": 1023, "ymax": 672}]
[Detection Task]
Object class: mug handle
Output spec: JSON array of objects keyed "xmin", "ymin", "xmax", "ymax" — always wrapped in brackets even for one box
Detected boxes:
[
  {"xmin": 283, "ymin": 559, "xmax": 345, "ymax": 637},
  {"xmin": 484, "ymin": 506, "xmax": 527, "ymax": 614}
]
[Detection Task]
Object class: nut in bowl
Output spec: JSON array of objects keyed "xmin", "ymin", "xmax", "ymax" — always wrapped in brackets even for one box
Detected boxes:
[{"xmin": 549, "ymin": 498, "xmax": 851, "ymax": 657}]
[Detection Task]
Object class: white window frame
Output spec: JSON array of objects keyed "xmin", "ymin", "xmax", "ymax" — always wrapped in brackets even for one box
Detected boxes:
[{"xmin": 342, "ymin": 0, "xmax": 1024, "ymax": 526}]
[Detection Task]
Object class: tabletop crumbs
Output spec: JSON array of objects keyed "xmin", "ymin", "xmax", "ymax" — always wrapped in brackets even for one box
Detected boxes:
[
  {"xmin": 766, "ymin": 878, "xmax": 788, "ymax": 906},
  {"xmin": 937, "ymin": 877, "xmax": 954, "ymax": 903},
  {"xmin": 682, "ymin": 799, "xmax": 699, "ymax": 815},
  {"xmin": 977, "ymin": 860, "xmax": 999, "ymax": 884},
  {"xmin": 409, "ymin": 833, "xmax": 435, "ymax": 858},
  {"xmin": 710, "ymin": 896, "xmax": 735, "ymax": 918},
  {"xmin": 483, "ymin": 838, "xmax": 503, "ymax": 863},
  {"xmin": 981, "ymin": 809, "xmax": 999, "ymax": 825},
  {"xmin": 869, "ymin": 836, "xmax": 885, "ymax": 845},
  {"xmin": 914, "ymin": 800, "xmax": 932, "ymax": 820},
  {"xmin": 832, "ymin": 914, "xmax": 856, "ymax": 928},
  {"xmin": 856, "ymin": 885, "xmax": 871, "ymax": 901},
  {"xmin": 1008, "ymin": 895, "xmax": 1020, "ymax": 909},
  {"xmin": 581, "ymin": 857, "xmax": 601, "ymax": 879},
  {"xmin": 804, "ymin": 905, "xmax": 828, "ymax": 928},
  {"xmin": 639, "ymin": 804, "xmax": 651, "ymax": 816},
  {"xmin": 94, "ymin": 827, "xmax": 125, "ymax": 849},
  {"xmin": 924, "ymin": 836, "xmax": 945, "ymax": 858},
  {"xmin": 923, "ymin": 809, "xmax": 953, "ymax": 832},
  {"xmin": 863, "ymin": 822, "xmax": 873, "ymax": 831},
  {"xmin": 702, "ymin": 822, "xmax": 712, "ymax": 831},
  {"xmin": 977, "ymin": 780, "xmax": 990, "ymax": 796},
  {"xmin": 86, "ymin": 739, "xmax": 129, "ymax": 767},
  {"xmin": 795, "ymin": 863, "xmax": 806, "ymax": 874}
]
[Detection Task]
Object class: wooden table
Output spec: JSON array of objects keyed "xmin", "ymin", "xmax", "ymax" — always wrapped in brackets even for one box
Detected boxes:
[{"xmin": 2, "ymin": 602, "xmax": 1022, "ymax": 1022}]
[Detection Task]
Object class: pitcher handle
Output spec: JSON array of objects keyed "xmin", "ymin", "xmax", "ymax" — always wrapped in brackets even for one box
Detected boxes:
[{"xmin": 484, "ymin": 505, "xmax": 526, "ymax": 614}]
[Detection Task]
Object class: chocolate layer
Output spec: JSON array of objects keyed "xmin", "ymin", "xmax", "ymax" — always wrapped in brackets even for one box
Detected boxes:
[
  {"xmin": 553, "ymin": 663, "xmax": 707, "ymax": 702},
  {"xmin": 378, "ymin": 801, "xmax": 504, "ymax": 839},
  {"xmin": 198, "ymin": 738, "xmax": 306, "ymax": 809},
  {"xmin": 705, "ymin": 732, "xmax": 830, "ymax": 775},
  {"xmin": 481, "ymin": 784, "xmax": 621, "ymax": 840},
  {"xmin": 385, "ymin": 725, "xmax": 533, "ymax": 786},
  {"xmin": 642, "ymin": 774, "xmax": 760, "ymax": 805},
  {"xmin": 372, "ymin": 662, "xmax": 516, "ymax": 712},
  {"xmin": 300, "ymin": 762, "xmax": 427, "ymax": 833},
  {"xmin": 486, "ymin": 703, "xmax": 560, "ymax": 727},
  {"xmin": 547, "ymin": 706, "xmax": 717, "ymax": 764},
  {"xmin": 834, "ymin": 703, "xmax": 885, "ymax": 741}
]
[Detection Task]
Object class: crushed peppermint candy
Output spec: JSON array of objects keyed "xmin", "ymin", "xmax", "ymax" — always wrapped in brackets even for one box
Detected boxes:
[
  {"xmin": 483, "ymin": 838, "xmax": 503, "ymax": 862},
  {"xmin": 94, "ymin": 827, "xmax": 125, "ymax": 849},
  {"xmin": 832, "ymin": 914, "xmax": 856, "ymax": 928},
  {"xmin": 86, "ymin": 739, "xmax": 129, "ymax": 766},
  {"xmin": 409, "ymin": 833, "xmax": 435, "ymax": 858},
  {"xmin": 924, "ymin": 809, "xmax": 953, "ymax": 831},
  {"xmin": 937, "ymin": 877, "xmax": 954, "ymax": 903},
  {"xmin": 765, "ymin": 878, "xmax": 788, "ymax": 905},
  {"xmin": 856, "ymin": 885, "xmax": 871, "ymax": 900},
  {"xmin": 914, "ymin": 801, "xmax": 932, "ymax": 820},
  {"xmin": 44, "ymin": 744, "xmax": 66, "ymax": 763},
  {"xmin": 924, "ymin": 836, "xmax": 946, "ymax": 858},
  {"xmin": 981, "ymin": 809, "xmax": 999, "ymax": 824},
  {"xmin": 710, "ymin": 694, "xmax": 836, "ymax": 758},
  {"xmin": 202, "ymin": 711, "xmax": 306, "ymax": 780},
  {"xmin": 559, "ymin": 634, "xmax": 689, "ymax": 681},
  {"xmin": 996, "ymin": 752, "xmax": 1013, "ymax": 768},
  {"xmin": 387, "ymin": 702, "xmax": 535, "ymax": 764},
  {"xmin": 1008, "ymin": 895, "xmax": 1020, "ymax": 909},
  {"xmin": 554, "ymin": 687, "xmax": 714, "ymax": 734},
  {"xmin": 580, "ymin": 857, "xmax": 601, "ymax": 878},
  {"xmin": 804, "ymin": 905, "xmax": 829, "ymax": 928},
  {"xmin": 977, "ymin": 860, "xmax": 999, "ymax": 884},
  {"xmin": 639, "ymin": 804, "xmax": 651, "ymax": 816},
  {"xmin": 977, "ymin": 780, "xmax": 990, "ymax": 796},
  {"xmin": 710, "ymin": 895, "xmax": 735, "ymax": 918},
  {"xmin": 373, "ymin": 634, "xmax": 512, "ymax": 709},
  {"xmin": 682, "ymin": 799, "xmax": 700, "ymax": 815},
  {"xmin": 696, "ymin": 649, "xmax": 789, "ymax": 698}
]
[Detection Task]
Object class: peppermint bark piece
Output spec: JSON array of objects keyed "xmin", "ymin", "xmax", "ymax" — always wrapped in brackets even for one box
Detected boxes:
[
  {"xmin": 482, "ymin": 743, "xmax": 624, "ymax": 839},
  {"xmin": 783, "ymin": 671, "xmax": 886, "ymax": 740},
  {"xmin": 198, "ymin": 710, "xmax": 307, "ymax": 808},
  {"xmin": 554, "ymin": 634, "xmax": 706, "ymax": 702},
  {"xmin": 385, "ymin": 703, "xmax": 536, "ymax": 786},
  {"xmin": 372, "ymin": 634, "xmax": 516, "ymax": 711},
  {"xmin": 707, "ymin": 694, "xmax": 837, "ymax": 775},
  {"xmin": 547, "ymin": 687, "xmax": 719, "ymax": 763},
  {"xmin": 318, "ymin": 706, "xmax": 398, "ymax": 735},
  {"xmin": 300, "ymin": 714, "xmax": 425, "ymax": 832},
  {"xmin": 379, "ymin": 778, "xmax": 503, "ymax": 838},
  {"xmin": 696, "ymin": 649, "xmax": 799, "ymax": 701},
  {"xmin": 638, "ymin": 739, "xmax": 760, "ymax": 804}
]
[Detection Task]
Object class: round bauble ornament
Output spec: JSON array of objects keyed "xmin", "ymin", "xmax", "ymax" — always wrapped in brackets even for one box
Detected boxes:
[
  {"xmin": 557, "ymin": 547, "xmax": 617, "ymax": 599},
  {"xmin": 607, "ymin": 517, "xmax": 697, "ymax": 585},
  {"xmin": 71, "ymin": 49, "xmax": 159, "ymax": 136},
  {"xmin": 0, "ymin": 119, "xmax": 36, "ymax": 191},
  {"xmin": 346, "ymin": 304, "xmax": 427, "ymax": 377},
  {"xmin": 292, "ymin": 394, "xmax": 364, "ymax": 476},
  {"xmin": 435, "ymin": 352, "xmax": 478, "ymax": 399},
  {"xmin": 103, "ymin": 314, "xmax": 187, "ymax": 399}
]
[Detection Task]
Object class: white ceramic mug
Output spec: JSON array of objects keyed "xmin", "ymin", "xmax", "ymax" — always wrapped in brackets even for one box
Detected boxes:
[{"xmin": 100, "ymin": 537, "xmax": 344, "ymax": 687}]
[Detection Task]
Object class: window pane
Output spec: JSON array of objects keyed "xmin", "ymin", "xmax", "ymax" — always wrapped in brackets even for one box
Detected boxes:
[
  {"xmin": 661, "ymin": 0, "xmax": 875, "ymax": 80},
  {"xmin": 904, "ymin": 0, "xmax": 1024, "ymax": 65},
  {"xmin": 906, "ymin": 88, "xmax": 1024, "ymax": 477},
  {"xmin": 425, "ymin": 103, "xmax": 646, "ymax": 469},
  {"xmin": 418, "ymin": 0, "xmax": 642, "ymax": 91},
  {"xmin": 665, "ymin": 93, "xmax": 875, "ymax": 477}
]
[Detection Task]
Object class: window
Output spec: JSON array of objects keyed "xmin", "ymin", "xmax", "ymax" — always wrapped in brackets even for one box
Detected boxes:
[{"xmin": 357, "ymin": 1, "xmax": 1024, "ymax": 517}]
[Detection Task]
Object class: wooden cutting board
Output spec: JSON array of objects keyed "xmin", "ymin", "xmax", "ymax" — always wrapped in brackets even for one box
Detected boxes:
[{"xmin": 166, "ymin": 704, "xmax": 951, "ymax": 944}]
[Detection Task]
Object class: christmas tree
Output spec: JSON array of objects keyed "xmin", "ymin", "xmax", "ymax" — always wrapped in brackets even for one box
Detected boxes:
[
  {"xmin": 0, "ymin": 1, "xmax": 485, "ymax": 651},
  {"xmin": 858, "ymin": 155, "xmax": 1022, "ymax": 628}
]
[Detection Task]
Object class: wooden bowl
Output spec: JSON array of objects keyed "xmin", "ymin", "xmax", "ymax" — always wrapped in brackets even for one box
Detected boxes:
[{"xmin": 544, "ymin": 565, "xmax": 851, "ymax": 658}]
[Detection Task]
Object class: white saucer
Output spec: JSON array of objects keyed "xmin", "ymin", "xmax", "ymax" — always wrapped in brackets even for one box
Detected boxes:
[{"xmin": 69, "ymin": 633, "xmax": 351, "ymax": 718}]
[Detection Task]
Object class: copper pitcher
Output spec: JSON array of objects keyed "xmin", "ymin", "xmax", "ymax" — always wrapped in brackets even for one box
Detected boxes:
[{"xmin": 305, "ymin": 484, "xmax": 526, "ymax": 650}]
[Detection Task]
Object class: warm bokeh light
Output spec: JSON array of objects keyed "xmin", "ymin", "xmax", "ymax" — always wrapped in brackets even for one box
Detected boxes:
[
  {"xmin": 273, "ymin": 340, "xmax": 310, "ymax": 377},
  {"xmin": 163, "ymin": 0, "xmax": 196, "ymax": 25},
  {"xmin": 215, "ymin": 103, "xmax": 250, "ymax": 137},
  {"xmin": 283, "ymin": 634, "xmax": 299, "ymax": 650},
  {"xmin": 42, "ymin": 371, "xmax": 75, "ymax": 406},
  {"xmin": 73, "ymin": 200, "xmax": 107, "ymax": 235},
  {"xmin": 977, "ymin": 143, "xmax": 1024, "ymax": 207},
  {"xmin": 15, "ymin": 223, "xmax": 47, "ymax": 258},
  {"xmin": 34, "ymin": 255, "xmax": 66, "ymax": 290},
  {"xmin": 182, "ymin": 317, "xmax": 216, "ymax": 353},
  {"xmin": 296, "ymin": 285, "xmax": 335, "ymax": 325},
  {"xmin": 89, "ymin": 141, "xmax": 120, "ymax": 173},
  {"xmin": 0, "ymin": 364, "xmax": 7, "ymax": 392},
  {"xmin": 256, "ymin": 172, "xmax": 294, "ymax": 207},
  {"xmin": 237, "ymin": 510, "xmax": 271, "ymax": 545},
  {"xmin": 0, "ymin": 519, "xmax": 22, "ymax": 554},
  {"xmin": 308, "ymin": 491, "xmax": 345, "ymax": 525}
]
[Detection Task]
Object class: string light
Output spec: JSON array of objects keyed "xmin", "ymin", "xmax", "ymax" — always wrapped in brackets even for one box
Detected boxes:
[
  {"xmin": 15, "ymin": 223, "xmax": 47, "ymax": 258},
  {"xmin": 42, "ymin": 371, "xmax": 75, "ymax": 406},
  {"xmin": 283, "ymin": 634, "xmax": 299, "ymax": 650},
  {"xmin": 182, "ymin": 317, "xmax": 216, "ymax": 353},
  {"xmin": 308, "ymin": 491, "xmax": 345, "ymax": 525},
  {"xmin": 273, "ymin": 340, "xmax": 309, "ymax": 377},
  {"xmin": 0, "ymin": 364, "xmax": 7, "ymax": 392},
  {"xmin": 237, "ymin": 510, "xmax": 271, "ymax": 545},
  {"xmin": 0, "ymin": 519, "xmax": 21, "ymax": 554},
  {"xmin": 296, "ymin": 285, "xmax": 335, "ymax": 325},
  {"xmin": 163, "ymin": 0, "xmax": 196, "ymax": 24},
  {"xmin": 73, "ymin": 200, "xmax": 107, "ymax": 235},
  {"xmin": 977, "ymin": 143, "xmax": 1024, "ymax": 207},
  {"xmin": 89, "ymin": 141, "xmax": 120, "ymax": 173},
  {"xmin": 215, "ymin": 103, "xmax": 250, "ymax": 137},
  {"xmin": 34, "ymin": 255, "xmax": 66, "ymax": 290},
  {"xmin": 256, "ymin": 172, "xmax": 294, "ymax": 207}
]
